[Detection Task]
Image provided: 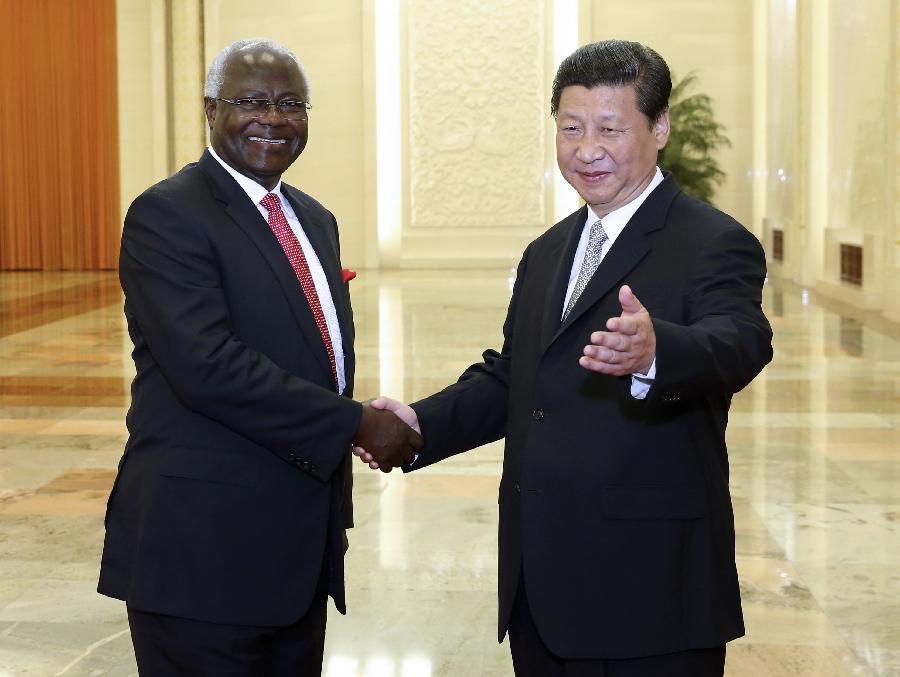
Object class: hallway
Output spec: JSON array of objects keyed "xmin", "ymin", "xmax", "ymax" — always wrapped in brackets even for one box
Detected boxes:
[{"xmin": 0, "ymin": 269, "xmax": 896, "ymax": 675}]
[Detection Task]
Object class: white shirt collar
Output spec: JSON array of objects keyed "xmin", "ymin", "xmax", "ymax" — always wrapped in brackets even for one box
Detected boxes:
[
  {"xmin": 584, "ymin": 167, "xmax": 664, "ymax": 241},
  {"xmin": 207, "ymin": 145, "xmax": 284, "ymax": 206}
]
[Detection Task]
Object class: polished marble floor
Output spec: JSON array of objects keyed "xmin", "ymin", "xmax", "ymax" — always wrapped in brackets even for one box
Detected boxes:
[{"xmin": 0, "ymin": 269, "xmax": 897, "ymax": 676}]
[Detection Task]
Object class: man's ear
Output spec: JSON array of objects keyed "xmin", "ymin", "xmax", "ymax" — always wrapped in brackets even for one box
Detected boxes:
[
  {"xmin": 653, "ymin": 108, "xmax": 670, "ymax": 150},
  {"xmin": 203, "ymin": 97, "xmax": 217, "ymax": 129}
]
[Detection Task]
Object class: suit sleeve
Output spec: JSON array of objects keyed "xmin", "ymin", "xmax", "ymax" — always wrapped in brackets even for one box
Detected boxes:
[
  {"xmin": 120, "ymin": 188, "xmax": 362, "ymax": 481},
  {"xmin": 647, "ymin": 224, "xmax": 773, "ymax": 405},
  {"xmin": 407, "ymin": 249, "xmax": 530, "ymax": 470}
]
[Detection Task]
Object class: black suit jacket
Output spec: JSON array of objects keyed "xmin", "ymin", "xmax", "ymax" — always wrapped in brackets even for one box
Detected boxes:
[
  {"xmin": 409, "ymin": 174, "xmax": 773, "ymax": 659},
  {"xmin": 98, "ymin": 150, "xmax": 363, "ymax": 626}
]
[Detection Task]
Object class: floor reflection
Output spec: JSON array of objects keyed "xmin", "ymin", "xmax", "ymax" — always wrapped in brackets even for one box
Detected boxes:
[
  {"xmin": 0, "ymin": 270, "xmax": 897, "ymax": 676},
  {"xmin": 326, "ymin": 655, "xmax": 433, "ymax": 677}
]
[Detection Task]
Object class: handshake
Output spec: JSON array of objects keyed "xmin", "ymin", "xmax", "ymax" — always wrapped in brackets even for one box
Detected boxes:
[{"xmin": 351, "ymin": 397, "xmax": 421, "ymax": 472}]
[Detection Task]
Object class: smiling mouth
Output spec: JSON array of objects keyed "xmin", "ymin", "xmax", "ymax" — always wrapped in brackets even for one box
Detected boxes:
[
  {"xmin": 579, "ymin": 171, "xmax": 610, "ymax": 182},
  {"xmin": 248, "ymin": 136, "xmax": 287, "ymax": 145}
]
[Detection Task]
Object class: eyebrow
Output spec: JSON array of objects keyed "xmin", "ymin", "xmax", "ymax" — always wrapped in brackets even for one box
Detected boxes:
[
  {"xmin": 557, "ymin": 111, "xmax": 623, "ymax": 124},
  {"xmin": 232, "ymin": 91, "xmax": 306, "ymax": 100}
]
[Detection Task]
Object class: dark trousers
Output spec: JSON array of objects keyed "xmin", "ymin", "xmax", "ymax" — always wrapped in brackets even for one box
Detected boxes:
[
  {"xmin": 127, "ymin": 567, "xmax": 329, "ymax": 677},
  {"xmin": 128, "ymin": 598, "xmax": 326, "ymax": 677},
  {"xmin": 508, "ymin": 574, "xmax": 726, "ymax": 677}
]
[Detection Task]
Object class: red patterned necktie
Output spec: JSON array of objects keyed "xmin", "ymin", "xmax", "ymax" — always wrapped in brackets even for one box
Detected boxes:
[{"xmin": 260, "ymin": 192, "xmax": 339, "ymax": 391}]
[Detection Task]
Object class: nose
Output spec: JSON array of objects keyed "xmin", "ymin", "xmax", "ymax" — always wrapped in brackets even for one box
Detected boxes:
[
  {"xmin": 575, "ymin": 130, "xmax": 606, "ymax": 164},
  {"xmin": 257, "ymin": 103, "xmax": 288, "ymax": 124}
]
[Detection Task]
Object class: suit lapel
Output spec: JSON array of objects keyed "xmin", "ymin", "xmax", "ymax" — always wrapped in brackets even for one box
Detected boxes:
[
  {"xmin": 539, "ymin": 206, "xmax": 588, "ymax": 351},
  {"xmin": 197, "ymin": 152, "xmax": 335, "ymax": 381},
  {"xmin": 546, "ymin": 174, "xmax": 681, "ymax": 350},
  {"xmin": 553, "ymin": 226, "xmax": 653, "ymax": 337}
]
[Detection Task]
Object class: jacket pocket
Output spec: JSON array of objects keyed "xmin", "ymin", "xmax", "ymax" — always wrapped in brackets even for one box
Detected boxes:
[
  {"xmin": 599, "ymin": 484, "xmax": 707, "ymax": 520},
  {"xmin": 158, "ymin": 446, "xmax": 260, "ymax": 487}
]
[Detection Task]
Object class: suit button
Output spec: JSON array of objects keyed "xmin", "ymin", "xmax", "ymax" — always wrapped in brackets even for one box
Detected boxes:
[
  {"xmin": 532, "ymin": 408, "xmax": 544, "ymax": 421},
  {"xmin": 514, "ymin": 483, "xmax": 521, "ymax": 494}
]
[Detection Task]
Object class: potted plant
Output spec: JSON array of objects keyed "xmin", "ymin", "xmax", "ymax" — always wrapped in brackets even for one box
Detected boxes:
[{"xmin": 658, "ymin": 71, "xmax": 731, "ymax": 205}]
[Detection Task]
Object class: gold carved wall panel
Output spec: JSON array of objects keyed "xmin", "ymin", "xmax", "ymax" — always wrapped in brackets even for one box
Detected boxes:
[{"xmin": 406, "ymin": 0, "xmax": 548, "ymax": 233}]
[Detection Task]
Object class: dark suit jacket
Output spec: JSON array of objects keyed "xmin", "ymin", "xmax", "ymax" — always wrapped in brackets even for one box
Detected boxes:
[
  {"xmin": 98, "ymin": 150, "xmax": 362, "ymax": 627},
  {"xmin": 409, "ymin": 174, "xmax": 773, "ymax": 659}
]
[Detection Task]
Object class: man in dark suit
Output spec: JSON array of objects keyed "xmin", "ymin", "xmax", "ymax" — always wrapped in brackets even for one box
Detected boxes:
[
  {"xmin": 98, "ymin": 38, "xmax": 420, "ymax": 675},
  {"xmin": 356, "ymin": 40, "xmax": 772, "ymax": 676}
]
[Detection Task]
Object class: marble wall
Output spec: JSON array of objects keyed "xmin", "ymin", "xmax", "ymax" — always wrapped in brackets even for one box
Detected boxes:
[
  {"xmin": 116, "ymin": 0, "xmax": 370, "ymax": 268},
  {"xmin": 169, "ymin": 0, "xmax": 206, "ymax": 172},
  {"xmin": 115, "ymin": 0, "xmax": 171, "ymax": 218},
  {"xmin": 762, "ymin": 0, "xmax": 898, "ymax": 322},
  {"xmin": 114, "ymin": 1, "xmax": 900, "ymax": 322},
  {"xmin": 583, "ymin": 0, "xmax": 755, "ymax": 231},
  {"xmin": 114, "ymin": 0, "xmax": 210, "ymax": 213},
  {"xmin": 815, "ymin": 0, "xmax": 893, "ymax": 311},
  {"xmin": 203, "ymin": 0, "xmax": 369, "ymax": 268},
  {"xmin": 886, "ymin": 0, "xmax": 900, "ymax": 324},
  {"xmin": 762, "ymin": 0, "xmax": 803, "ymax": 277},
  {"xmin": 827, "ymin": 1, "xmax": 891, "ymax": 238},
  {"xmin": 400, "ymin": 0, "xmax": 552, "ymax": 266}
]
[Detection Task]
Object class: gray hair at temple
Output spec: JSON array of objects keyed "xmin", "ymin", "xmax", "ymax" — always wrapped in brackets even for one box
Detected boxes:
[
  {"xmin": 551, "ymin": 39, "xmax": 671, "ymax": 126},
  {"xmin": 204, "ymin": 38, "xmax": 310, "ymax": 100}
]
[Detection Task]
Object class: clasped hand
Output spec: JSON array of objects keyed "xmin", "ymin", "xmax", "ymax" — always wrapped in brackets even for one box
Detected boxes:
[
  {"xmin": 352, "ymin": 399, "xmax": 422, "ymax": 473},
  {"xmin": 352, "ymin": 397, "xmax": 420, "ymax": 472}
]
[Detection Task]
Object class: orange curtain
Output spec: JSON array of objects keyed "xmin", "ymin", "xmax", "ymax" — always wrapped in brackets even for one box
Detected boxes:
[{"xmin": 0, "ymin": 0, "xmax": 120, "ymax": 270}]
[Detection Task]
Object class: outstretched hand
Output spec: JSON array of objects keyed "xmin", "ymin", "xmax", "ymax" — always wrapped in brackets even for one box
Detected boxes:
[
  {"xmin": 580, "ymin": 285, "xmax": 656, "ymax": 376},
  {"xmin": 352, "ymin": 400, "xmax": 422, "ymax": 473},
  {"xmin": 352, "ymin": 397, "xmax": 421, "ymax": 471}
]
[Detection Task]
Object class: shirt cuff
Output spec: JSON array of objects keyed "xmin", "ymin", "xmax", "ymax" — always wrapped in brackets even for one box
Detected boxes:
[{"xmin": 630, "ymin": 357, "xmax": 657, "ymax": 400}]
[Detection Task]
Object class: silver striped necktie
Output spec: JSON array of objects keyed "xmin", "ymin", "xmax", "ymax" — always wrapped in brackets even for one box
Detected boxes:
[{"xmin": 563, "ymin": 219, "xmax": 608, "ymax": 321}]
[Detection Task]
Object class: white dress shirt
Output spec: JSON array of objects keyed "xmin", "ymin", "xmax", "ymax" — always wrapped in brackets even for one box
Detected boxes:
[
  {"xmin": 562, "ymin": 167, "xmax": 664, "ymax": 399},
  {"xmin": 208, "ymin": 146, "xmax": 347, "ymax": 394}
]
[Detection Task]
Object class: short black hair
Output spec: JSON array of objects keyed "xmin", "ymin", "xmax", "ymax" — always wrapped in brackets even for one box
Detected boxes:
[{"xmin": 551, "ymin": 40, "xmax": 671, "ymax": 125}]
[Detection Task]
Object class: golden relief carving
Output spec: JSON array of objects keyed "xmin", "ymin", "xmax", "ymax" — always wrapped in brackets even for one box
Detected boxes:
[{"xmin": 407, "ymin": 0, "xmax": 547, "ymax": 229}]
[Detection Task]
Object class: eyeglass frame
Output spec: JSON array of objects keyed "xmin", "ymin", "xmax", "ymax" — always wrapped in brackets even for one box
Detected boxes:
[{"xmin": 213, "ymin": 97, "xmax": 312, "ymax": 121}]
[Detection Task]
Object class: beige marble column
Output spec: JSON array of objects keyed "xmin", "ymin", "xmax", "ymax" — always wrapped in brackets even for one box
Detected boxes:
[
  {"xmin": 765, "ymin": 0, "xmax": 802, "ymax": 282},
  {"xmin": 799, "ymin": 0, "xmax": 828, "ymax": 289},
  {"xmin": 116, "ymin": 0, "xmax": 170, "ymax": 218},
  {"xmin": 752, "ymin": 0, "xmax": 768, "ymax": 240},
  {"xmin": 169, "ymin": 0, "xmax": 207, "ymax": 171},
  {"xmin": 812, "ymin": 0, "xmax": 892, "ymax": 310},
  {"xmin": 884, "ymin": 0, "xmax": 900, "ymax": 323}
]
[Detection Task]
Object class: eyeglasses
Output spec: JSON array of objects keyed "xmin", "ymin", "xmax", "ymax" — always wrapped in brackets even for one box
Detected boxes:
[{"xmin": 215, "ymin": 98, "xmax": 311, "ymax": 121}]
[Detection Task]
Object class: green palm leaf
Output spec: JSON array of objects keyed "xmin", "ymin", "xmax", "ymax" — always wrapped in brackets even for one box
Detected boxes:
[{"xmin": 658, "ymin": 72, "xmax": 731, "ymax": 204}]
